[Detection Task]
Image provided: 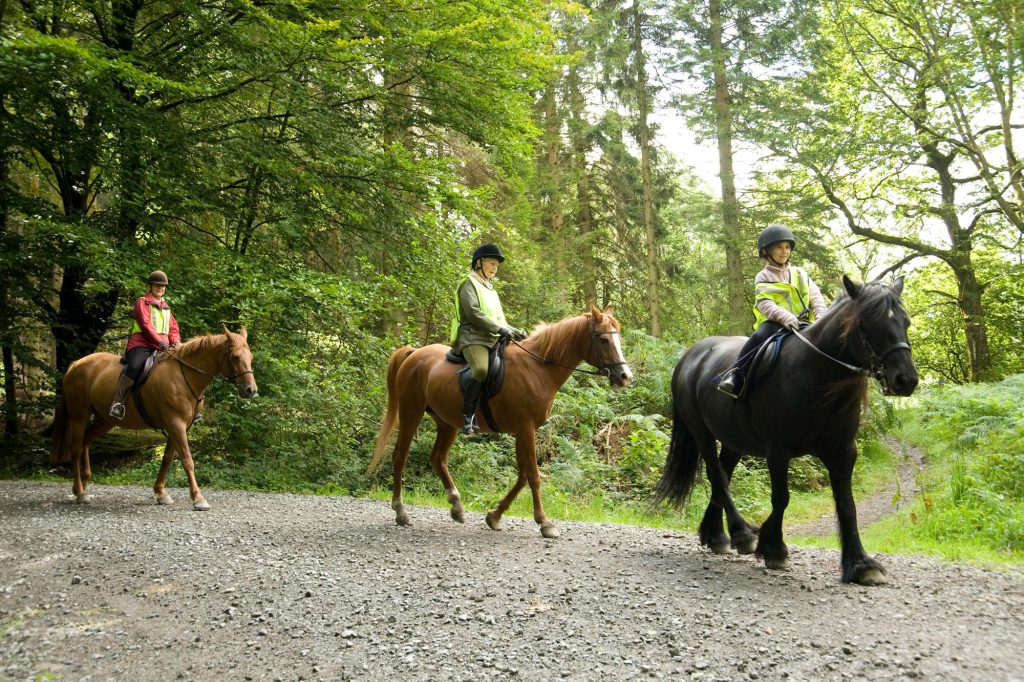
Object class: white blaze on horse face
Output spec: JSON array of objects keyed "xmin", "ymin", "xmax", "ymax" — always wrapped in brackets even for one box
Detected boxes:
[{"xmin": 611, "ymin": 331, "xmax": 633, "ymax": 384}]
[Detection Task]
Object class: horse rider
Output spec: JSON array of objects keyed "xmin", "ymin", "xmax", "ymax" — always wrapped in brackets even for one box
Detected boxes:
[
  {"xmin": 108, "ymin": 270, "xmax": 181, "ymax": 420},
  {"xmin": 717, "ymin": 224, "xmax": 828, "ymax": 398},
  {"xmin": 450, "ymin": 243, "xmax": 528, "ymax": 435}
]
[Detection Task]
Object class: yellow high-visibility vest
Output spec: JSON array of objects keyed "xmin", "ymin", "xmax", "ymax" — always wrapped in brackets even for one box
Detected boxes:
[
  {"xmin": 752, "ymin": 267, "xmax": 815, "ymax": 330},
  {"xmin": 450, "ymin": 274, "xmax": 507, "ymax": 344}
]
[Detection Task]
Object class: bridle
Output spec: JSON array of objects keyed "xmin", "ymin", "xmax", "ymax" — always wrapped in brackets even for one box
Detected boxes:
[
  {"xmin": 510, "ymin": 326, "xmax": 628, "ymax": 378},
  {"xmin": 791, "ymin": 300, "xmax": 911, "ymax": 393},
  {"xmin": 166, "ymin": 343, "xmax": 255, "ymax": 409}
]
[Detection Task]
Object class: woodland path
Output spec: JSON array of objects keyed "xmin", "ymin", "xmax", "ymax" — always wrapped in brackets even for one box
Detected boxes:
[{"xmin": 1, "ymin": 480, "xmax": 1022, "ymax": 681}]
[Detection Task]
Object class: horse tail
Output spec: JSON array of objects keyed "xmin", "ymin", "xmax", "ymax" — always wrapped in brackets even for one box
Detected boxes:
[
  {"xmin": 49, "ymin": 392, "xmax": 71, "ymax": 465},
  {"xmin": 367, "ymin": 346, "xmax": 416, "ymax": 475},
  {"xmin": 654, "ymin": 409, "xmax": 701, "ymax": 508}
]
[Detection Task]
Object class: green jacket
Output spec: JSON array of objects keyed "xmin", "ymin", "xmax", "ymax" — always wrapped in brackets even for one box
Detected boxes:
[{"xmin": 450, "ymin": 272, "xmax": 507, "ymax": 352}]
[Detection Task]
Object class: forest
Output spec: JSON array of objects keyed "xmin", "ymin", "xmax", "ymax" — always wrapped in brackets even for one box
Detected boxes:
[{"xmin": 1, "ymin": 1, "xmax": 1022, "ymax": 560}]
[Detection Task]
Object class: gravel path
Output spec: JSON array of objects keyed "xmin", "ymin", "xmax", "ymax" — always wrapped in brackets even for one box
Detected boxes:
[
  {"xmin": 789, "ymin": 436, "xmax": 925, "ymax": 538},
  {"xmin": 1, "ymin": 480, "xmax": 1022, "ymax": 681}
]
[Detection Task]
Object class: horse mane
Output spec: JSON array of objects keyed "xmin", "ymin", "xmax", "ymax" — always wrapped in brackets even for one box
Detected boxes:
[
  {"xmin": 526, "ymin": 314, "xmax": 592, "ymax": 361},
  {"xmin": 817, "ymin": 282, "xmax": 901, "ymax": 413},
  {"xmin": 836, "ymin": 281, "xmax": 903, "ymax": 343},
  {"xmin": 179, "ymin": 332, "xmax": 228, "ymax": 355}
]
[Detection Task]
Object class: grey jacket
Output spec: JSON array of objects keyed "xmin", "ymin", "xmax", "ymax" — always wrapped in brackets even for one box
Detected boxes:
[{"xmin": 452, "ymin": 273, "xmax": 505, "ymax": 353}]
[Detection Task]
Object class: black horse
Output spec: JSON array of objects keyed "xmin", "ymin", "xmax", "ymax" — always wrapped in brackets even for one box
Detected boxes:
[{"xmin": 656, "ymin": 276, "xmax": 918, "ymax": 585}]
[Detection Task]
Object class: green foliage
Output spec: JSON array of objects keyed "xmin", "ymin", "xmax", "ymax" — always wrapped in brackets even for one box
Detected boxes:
[{"xmin": 892, "ymin": 375, "xmax": 1024, "ymax": 560}]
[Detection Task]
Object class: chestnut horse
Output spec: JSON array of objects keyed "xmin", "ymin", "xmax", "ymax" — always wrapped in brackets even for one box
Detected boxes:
[
  {"xmin": 368, "ymin": 306, "xmax": 633, "ymax": 538},
  {"xmin": 50, "ymin": 327, "xmax": 257, "ymax": 510}
]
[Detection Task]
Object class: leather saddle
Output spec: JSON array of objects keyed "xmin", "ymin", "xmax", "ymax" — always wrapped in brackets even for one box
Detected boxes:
[
  {"xmin": 744, "ymin": 331, "xmax": 790, "ymax": 394},
  {"xmin": 120, "ymin": 349, "xmax": 161, "ymax": 388},
  {"xmin": 445, "ymin": 341, "xmax": 507, "ymax": 398},
  {"xmin": 445, "ymin": 340, "xmax": 508, "ymax": 432}
]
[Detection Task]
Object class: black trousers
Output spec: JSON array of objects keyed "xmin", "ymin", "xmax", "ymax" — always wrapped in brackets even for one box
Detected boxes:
[
  {"xmin": 123, "ymin": 346, "xmax": 154, "ymax": 381},
  {"xmin": 733, "ymin": 321, "xmax": 784, "ymax": 369}
]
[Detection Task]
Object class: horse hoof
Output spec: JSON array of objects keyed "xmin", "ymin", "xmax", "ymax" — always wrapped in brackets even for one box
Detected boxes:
[
  {"xmin": 764, "ymin": 557, "xmax": 789, "ymax": 570},
  {"xmin": 733, "ymin": 539, "xmax": 757, "ymax": 555},
  {"xmin": 709, "ymin": 543, "xmax": 731, "ymax": 555},
  {"xmin": 451, "ymin": 508, "xmax": 465, "ymax": 523},
  {"xmin": 193, "ymin": 499, "xmax": 211, "ymax": 511},
  {"xmin": 856, "ymin": 567, "xmax": 887, "ymax": 586},
  {"xmin": 155, "ymin": 494, "xmax": 174, "ymax": 506},
  {"xmin": 395, "ymin": 512, "xmax": 412, "ymax": 527},
  {"xmin": 75, "ymin": 495, "xmax": 91, "ymax": 505},
  {"xmin": 540, "ymin": 524, "xmax": 560, "ymax": 539},
  {"xmin": 485, "ymin": 511, "xmax": 502, "ymax": 531}
]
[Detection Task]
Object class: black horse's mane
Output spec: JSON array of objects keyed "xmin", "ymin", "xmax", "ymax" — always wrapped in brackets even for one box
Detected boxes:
[{"xmin": 814, "ymin": 282, "xmax": 903, "ymax": 412}]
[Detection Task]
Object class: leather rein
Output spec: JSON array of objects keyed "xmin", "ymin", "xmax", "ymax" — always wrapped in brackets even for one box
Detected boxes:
[
  {"xmin": 166, "ymin": 344, "xmax": 254, "ymax": 411},
  {"xmin": 510, "ymin": 328, "xmax": 627, "ymax": 378}
]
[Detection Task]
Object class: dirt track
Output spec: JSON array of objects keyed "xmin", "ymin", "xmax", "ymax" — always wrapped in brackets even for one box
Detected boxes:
[{"xmin": 1, "ymin": 480, "xmax": 1022, "ymax": 681}]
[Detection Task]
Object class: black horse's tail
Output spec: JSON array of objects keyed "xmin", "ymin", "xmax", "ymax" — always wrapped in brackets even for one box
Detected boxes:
[{"xmin": 654, "ymin": 409, "xmax": 701, "ymax": 508}]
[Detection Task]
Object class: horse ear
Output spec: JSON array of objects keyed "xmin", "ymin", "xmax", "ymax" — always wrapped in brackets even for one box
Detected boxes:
[
  {"xmin": 842, "ymin": 275, "xmax": 863, "ymax": 299},
  {"xmin": 891, "ymin": 276, "xmax": 904, "ymax": 295},
  {"xmin": 222, "ymin": 324, "xmax": 231, "ymax": 337},
  {"xmin": 602, "ymin": 305, "xmax": 615, "ymax": 316},
  {"xmin": 239, "ymin": 326, "xmax": 248, "ymax": 341},
  {"xmin": 589, "ymin": 303, "xmax": 603, "ymax": 320}
]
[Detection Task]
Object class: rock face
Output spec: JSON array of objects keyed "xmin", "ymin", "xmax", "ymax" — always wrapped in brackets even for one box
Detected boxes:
[{"xmin": 1, "ymin": 481, "xmax": 1022, "ymax": 681}]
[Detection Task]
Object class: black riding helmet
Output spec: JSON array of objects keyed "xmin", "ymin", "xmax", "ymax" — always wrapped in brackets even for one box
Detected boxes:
[
  {"xmin": 471, "ymin": 243, "xmax": 505, "ymax": 270},
  {"xmin": 757, "ymin": 224, "xmax": 796, "ymax": 258},
  {"xmin": 147, "ymin": 270, "xmax": 169, "ymax": 286}
]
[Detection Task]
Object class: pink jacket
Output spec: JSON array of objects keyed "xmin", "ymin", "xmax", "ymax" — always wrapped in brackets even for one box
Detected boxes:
[{"xmin": 125, "ymin": 294, "xmax": 181, "ymax": 352}]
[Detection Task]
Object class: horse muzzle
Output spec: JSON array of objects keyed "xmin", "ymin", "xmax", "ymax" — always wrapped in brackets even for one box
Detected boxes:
[
  {"xmin": 607, "ymin": 363, "xmax": 633, "ymax": 388},
  {"xmin": 879, "ymin": 361, "xmax": 918, "ymax": 397}
]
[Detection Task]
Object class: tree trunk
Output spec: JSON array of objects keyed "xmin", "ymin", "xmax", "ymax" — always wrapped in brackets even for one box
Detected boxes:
[
  {"xmin": 633, "ymin": 1, "xmax": 660, "ymax": 337},
  {"xmin": 2, "ymin": 345, "xmax": 15, "ymax": 436},
  {"xmin": 954, "ymin": 264, "xmax": 991, "ymax": 382},
  {"xmin": 566, "ymin": 63, "xmax": 597, "ymax": 306},
  {"xmin": 540, "ymin": 82, "xmax": 571, "ymax": 307},
  {"xmin": 709, "ymin": 0, "xmax": 747, "ymax": 336}
]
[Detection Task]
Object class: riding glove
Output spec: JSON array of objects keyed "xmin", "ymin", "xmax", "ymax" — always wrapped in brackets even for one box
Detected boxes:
[
  {"xmin": 158, "ymin": 342, "xmax": 169, "ymax": 351},
  {"xmin": 500, "ymin": 326, "xmax": 528, "ymax": 341}
]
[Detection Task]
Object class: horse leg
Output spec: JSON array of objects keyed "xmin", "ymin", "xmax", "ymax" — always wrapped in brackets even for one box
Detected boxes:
[
  {"xmin": 696, "ymin": 438, "xmax": 748, "ymax": 554},
  {"xmin": 79, "ymin": 419, "xmax": 113, "ymax": 501},
  {"xmin": 484, "ymin": 450, "xmax": 527, "ymax": 533},
  {"xmin": 390, "ymin": 421, "xmax": 420, "ymax": 527},
  {"xmin": 497, "ymin": 430, "xmax": 557, "ymax": 536},
  {"xmin": 153, "ymin": 441, "xmax": 178, "ymax": 505},
  {"xmin": 719, "ymin": 447, "xmax": 758, "ymax": 554},
  {"xmin": 427, "ymin": 422, "xmax": 463, "ymax": 522},
  {"xmin": 827, "ymin": 447, "xmax": 886, "ymax": 585},
  {"xmin": 68, "ymin": 419, "xmax": 89, "ymax": 503},
  {"xmin": 756, "ymin": 456, "xmax": 790, "ymax": 570},
  {"xmin": 167, "ymin": 423, "xmax": 209, "ymax": 511}
]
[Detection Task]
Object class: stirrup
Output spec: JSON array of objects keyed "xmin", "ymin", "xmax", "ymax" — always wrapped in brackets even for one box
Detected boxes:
[
  {"xmin": 190, "ymin": 412, "xmax": 203, "ymax": 425},
  {"xmin": 109, "ymin": 402, "xmax": 126, "ymax": 420},
  {"xmin": 717, "ymin": 371, "xmax": 742, "ymax": 399},
  {"xmin": 462, "ymin": 415, "xmax": 479, "ymax": 436}
]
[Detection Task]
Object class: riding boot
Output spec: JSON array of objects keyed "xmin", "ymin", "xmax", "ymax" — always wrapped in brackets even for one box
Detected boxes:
[
  {"xmin": 462, "ymin": 378, "xmax": 484, "ymax": 435},
  {"xmin": 717, "ymin": 367, "xmax": 745, "ymax": 399},
  {"xmin": 108, "ymin": 373, "xmax": 135, "ymax": 420}
]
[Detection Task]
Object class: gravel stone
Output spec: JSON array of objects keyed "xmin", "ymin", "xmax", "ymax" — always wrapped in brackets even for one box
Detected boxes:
[{"xmin": 0, "ymin": 481, "xmax": 1022, "ymax": 681}]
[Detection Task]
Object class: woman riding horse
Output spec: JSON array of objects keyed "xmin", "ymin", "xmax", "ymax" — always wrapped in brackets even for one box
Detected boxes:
[
  {"xmin": 109, "ymin": 270, "xmax": 182, "ymax": 420},
  {"xmin": 450, "ymin": 243, "xmax": 528, "ymax": 435}
]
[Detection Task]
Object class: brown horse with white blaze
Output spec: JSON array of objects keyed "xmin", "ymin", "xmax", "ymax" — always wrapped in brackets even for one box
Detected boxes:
[
  {"xmin": 368, "ymin": 306, "xmax": 632, "ymax": 538},
  {"xmin": 50, "ymin": 327, "xmax": 257, "ymax": 510}
]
